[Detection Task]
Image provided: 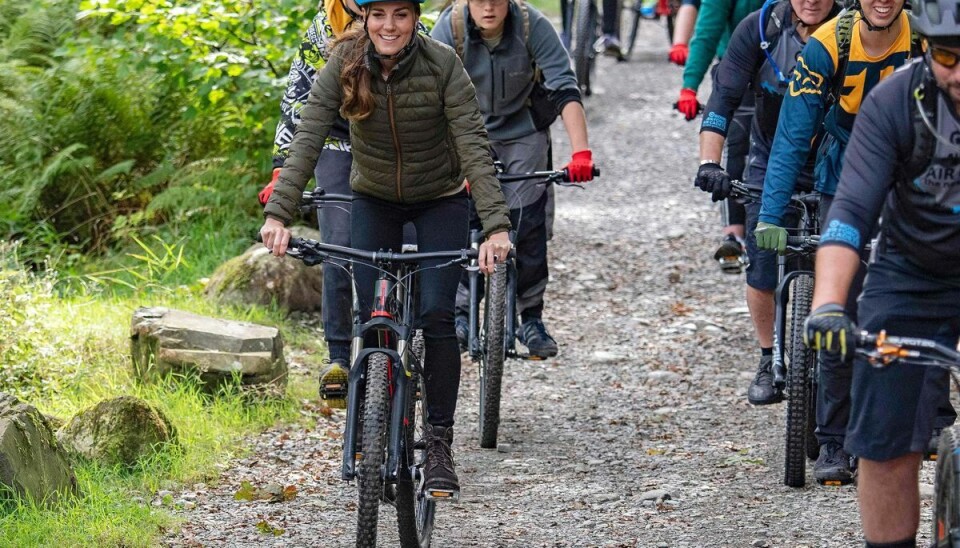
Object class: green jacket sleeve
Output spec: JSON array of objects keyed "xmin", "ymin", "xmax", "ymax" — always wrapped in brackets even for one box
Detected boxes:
[
  {"xmin": 441, "ymin": 53, "xmax": 511, "ymax": 237},
  {"xmin": 263, "ymin": 48, "xmax": 345, "ymax": 225},
  {"xmin": 682, "ymin": 0, "xmax": 734, "ymax": 91}
]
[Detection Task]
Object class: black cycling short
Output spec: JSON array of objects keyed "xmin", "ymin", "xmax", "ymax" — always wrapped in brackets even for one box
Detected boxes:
[{"xmin": 845, "ymin": 250, "xmax": 960, "ymax": 462}]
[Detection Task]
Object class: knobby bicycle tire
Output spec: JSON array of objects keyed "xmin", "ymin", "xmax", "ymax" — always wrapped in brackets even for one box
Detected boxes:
[
  {"xmin": 935, "ymin": 426, "xmax": 960, "ymax": 548},
  {"xmin": 357, "ymin": 353, "xmax": 390, "ymax": 548},
  {"xmin": 396, "ymin": 333, "xmax": 436, "ymax": 547},
  {"xmin": 573, "ymin": 0, "xmax": 598, "ymax": 96},
  {"xmin": 805, "ymin": 371, "xmax": 819, "ymax": 462},
  {"xmin": 784, "ymin": 274, "xmax": 814, "ymax": 488},
  {"xmin": 479, "ymin": 264, "xmax": 508, "ymax": 449}
]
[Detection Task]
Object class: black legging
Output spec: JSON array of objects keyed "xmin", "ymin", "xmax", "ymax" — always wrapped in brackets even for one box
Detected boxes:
[
  {"xmin": 351, "ymin": 191, "xmax": 469, "ymax": 428},
  {"xmin": 602, "ymin": 0, "xmax": 621, "ymax": 36}
]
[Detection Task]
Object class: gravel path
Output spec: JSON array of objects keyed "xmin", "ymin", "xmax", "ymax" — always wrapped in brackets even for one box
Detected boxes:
[{"xmin": 166, "ymin": 22, "xmax": 941, "ymax": 548}]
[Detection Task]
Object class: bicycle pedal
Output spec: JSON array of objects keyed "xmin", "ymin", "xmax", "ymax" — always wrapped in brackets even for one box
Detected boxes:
[
  {"xmin": 817, "ymin": 479, "xmax": 851, "ymax": 487},
  {"xmin": 926, "ymin": 451, "xmax": 938, "ymax": 462},
  {"xmin": 425, "ymin": 488, "xmax": 460, "ymax": 502},
  {"xmin": 717, "ymin": 256, "xmax": 744, "ymax": 275}
]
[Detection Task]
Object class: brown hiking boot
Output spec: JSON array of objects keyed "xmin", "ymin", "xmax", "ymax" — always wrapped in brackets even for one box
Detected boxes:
[{"xmin": 423, "ymin": 424, "xmax": 460, "ymax": 502}]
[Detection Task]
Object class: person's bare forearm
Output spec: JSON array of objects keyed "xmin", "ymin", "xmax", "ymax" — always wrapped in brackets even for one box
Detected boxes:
[
  {"xmin": 811, "ymin": 246, "xmax": 861, "ymax": 309},
  {"xmin": 561, "ymin": 101, "xmax": 589, "ymax": 152},
  {"xmin": 699, "ymin": 130, "xmax": 725, "ymax": 164},
  {"xmin": 673, "ymin": 5, "xmax": 697, "ymax": 46}
]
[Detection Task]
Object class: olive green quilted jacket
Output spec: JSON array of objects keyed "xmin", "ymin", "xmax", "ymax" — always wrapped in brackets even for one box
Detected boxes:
[{"xmin": 264, "ymin": 34, "xmax": 511, "ymax": 237}]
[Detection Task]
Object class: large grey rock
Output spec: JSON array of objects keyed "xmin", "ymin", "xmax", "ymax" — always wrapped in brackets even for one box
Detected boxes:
[
  {"xmin": 0, "ymin": 392, "xmax": 77, "ymax": 504},
  {"xmin": 57, "ymin": 396, "xmax": 176, "ymax": 467},
  {"xmin": 204, "ymin": 225, "xmax": 323, "ymax": 313},
  {"xmin": 130, "ymin": 307, "xmax": 286, "ymax": 393}
]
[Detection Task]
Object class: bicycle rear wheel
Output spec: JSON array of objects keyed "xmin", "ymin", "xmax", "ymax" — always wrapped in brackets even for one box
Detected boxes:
[
  {"xmin": 572, "ymin": 0, "xmax": 599, "ymax": 96},
  {"xmin": 397, "ymin": 334, "xmax": 436, "ymax": 547},
  {"xmin": 624, "ymin": 1, "xmax": 642, "ymax": 61},
  {"xmin": 357, "ymin": 353, "xmax": 390, "ymax": 548},
  {"xmin": 479, "ymin": 264, "xmax": 508, "ymax": 449},
  {"xmin": 784, "ymin": 274, "xmax": 814, "ymax": 488},
  {"xmin": 934, "ymin": 426, "xmax": 960, "ymax": 548}
]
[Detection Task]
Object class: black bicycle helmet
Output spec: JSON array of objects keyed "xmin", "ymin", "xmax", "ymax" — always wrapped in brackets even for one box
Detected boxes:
[{"xmin": 910, "ymin": 0, "xmax": 960, "ymax": 46}]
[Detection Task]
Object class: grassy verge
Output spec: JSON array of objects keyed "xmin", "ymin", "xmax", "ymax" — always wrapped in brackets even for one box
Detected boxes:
[{"xmin": 0, "ymin": 244, "xmax": 326, "ymax": 546}]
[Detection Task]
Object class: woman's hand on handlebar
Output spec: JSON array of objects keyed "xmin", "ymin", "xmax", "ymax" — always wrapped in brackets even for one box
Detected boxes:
[
  {"xmin": 478, "ymin": 231, "xmax": 512, "ymax": 274},
  {"xmin": 260, "ymin": 217, "xmax": 292, "ymax": 257}
]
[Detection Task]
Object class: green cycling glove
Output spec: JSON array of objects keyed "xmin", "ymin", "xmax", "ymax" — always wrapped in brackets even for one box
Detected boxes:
[{"xmin": 754, "ymin": 222, "xmax": 788, "ymax": 254}]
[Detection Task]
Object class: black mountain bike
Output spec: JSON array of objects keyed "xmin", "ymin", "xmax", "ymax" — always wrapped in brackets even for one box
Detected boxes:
[
  {"xmin": 464, "ymin": 167, "xmax": 598, "ymax": 449},
  {"xmin": 729, "ymin": 181, "xmax": 822, "ymax": 487},
  {"xmin": 855, "ymin": 330, "xmax": 960, "ymax": 548},
  {"xmin": 275, "ymin": 206, "xmax": 476, "ymax": 547}
]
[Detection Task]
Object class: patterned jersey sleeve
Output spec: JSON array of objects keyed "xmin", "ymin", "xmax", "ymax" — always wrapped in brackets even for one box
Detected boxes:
[
  {"xmin": 272, "ymin": 10, "xmax": 335, "ymax": 168},
  {"xmin": 758, "ymin": 36, "xmax": 834, "ymax": 225}
]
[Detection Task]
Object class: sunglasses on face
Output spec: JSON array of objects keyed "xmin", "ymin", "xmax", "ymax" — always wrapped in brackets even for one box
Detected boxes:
[{"xmin": 931, "ymin": 46, "xmax": 960, "ymax": 69}]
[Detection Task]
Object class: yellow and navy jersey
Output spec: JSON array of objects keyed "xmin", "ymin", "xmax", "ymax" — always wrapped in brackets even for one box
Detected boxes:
[
  {"xmin": 758, "ymin": 11, "xmax": 917, "ymax": 225},
  {"xmin": 800, "ymin": 10, "xmax": 914, "ymax": 131}
]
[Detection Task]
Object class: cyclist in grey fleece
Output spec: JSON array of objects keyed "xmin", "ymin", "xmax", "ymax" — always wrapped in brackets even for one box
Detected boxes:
[{"xmin": 431, "ymin": 0, "xmax": 595, "ymax": 358}]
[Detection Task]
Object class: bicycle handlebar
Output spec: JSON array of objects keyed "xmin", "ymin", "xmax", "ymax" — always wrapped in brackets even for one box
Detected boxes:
[
  {"xmin": 495, "ymin": 166, "xmax": 601, "ymax": 183},
  {"xmin": 856, "ymin": 330, "xmax": 960, "ymax": 370},
  {"xmin": 256, "ymin": 233, "xmax": 478, "ymax": 266},
  {"xmin": 288, "ymin": 238, "xmax": 477, "ymax": 264}
]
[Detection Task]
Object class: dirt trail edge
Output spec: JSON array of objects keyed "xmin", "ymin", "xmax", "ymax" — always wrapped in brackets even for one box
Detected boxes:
[{"xmin": 165, "ymin": 24, "xmax": 939, "ymax": 548}]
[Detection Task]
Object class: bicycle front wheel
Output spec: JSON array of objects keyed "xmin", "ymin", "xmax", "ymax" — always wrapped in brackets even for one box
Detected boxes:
[
  {"xmin": 396, "ymin": 333, "xmax": 436, "ymax": 548},
  {"xmin": 572, "ymin": 0, "xmax": 598, "ymax": 96},
  {"xmin": 934, "ymin": 426, "xmax": 960, "ymax": 548},
  {"xmin": 357, "ymin": 353, "xmax": 390, "ymax": 548},
  {"xmin": 479, "ymin": 264, "xmax": 508, "ymax": 449},
  {"xmin": 784, "ymin": 274, "xmax": 814, "ymax": 488}
]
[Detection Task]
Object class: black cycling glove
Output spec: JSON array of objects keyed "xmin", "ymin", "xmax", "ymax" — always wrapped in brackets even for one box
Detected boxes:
[
  {"xmin": 804, "ymin": 303, "xmax": 857, "ymax": 361},
  {"xmin": 694, "ymin": 162, "xmax": 732, "ymax": 202}
]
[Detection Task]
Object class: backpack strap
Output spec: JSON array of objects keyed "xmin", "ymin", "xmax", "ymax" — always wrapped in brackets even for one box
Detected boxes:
[
  {"xmin": 826, "ymin": 9, "xmax": 857, "ymax": 109},
  {"xmin": 901, "ymin": 60, "xmax": 938, "ymax": 181},
  {"xmin": 450, "ymin": 0, "xmax": 467, "ymax": 58},
  {"xmin": 758, "ymin": 0, "xmax": 793, "ymax": 83}
]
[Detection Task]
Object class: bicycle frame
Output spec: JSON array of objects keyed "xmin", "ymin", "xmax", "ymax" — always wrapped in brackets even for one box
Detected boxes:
[
  {"xmin": 771, "ymin": 193, "xmax": 821, "ymax": 389},
  {"xmin": 342, "ymin": 261, "xmax": 419, "ymax": 484}
]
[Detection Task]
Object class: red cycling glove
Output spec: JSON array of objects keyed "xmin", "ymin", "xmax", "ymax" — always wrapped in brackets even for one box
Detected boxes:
[
  {"xmin": 674, "ymin": 88, "xmax": 701, "ymax": 121},
  {"xmin": 668, "ymin": 43, "xmax": 689, "ymax": 66},
  {"xmin": 259, "ymin": 168, "xmax": 281, "ymax": 205},
  {"xmin": 565, "ymin": 150, "xmax": 594, "ymax": 182}
]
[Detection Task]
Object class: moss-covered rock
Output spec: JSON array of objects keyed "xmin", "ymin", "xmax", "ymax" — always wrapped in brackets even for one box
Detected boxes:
[
  {"xmin": 56, "ymin": 396, "xmax": 177, "ymax": 467},
  {"xmin": 0, "ymin": 392, "xmax": 78, "ymax": 505},
  {"xmin": 204, "ymin": 225, "xmax": 323, "ymax": 313}
]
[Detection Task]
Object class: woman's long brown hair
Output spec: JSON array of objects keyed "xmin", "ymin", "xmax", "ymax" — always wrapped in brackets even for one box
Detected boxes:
[
  {"xmin": 336, "ymin": 26, "xmax": 375, "ymax": 121},
  {"xmin": 335, "ymin": 4, "xmax": 421, "ymax": 122}
]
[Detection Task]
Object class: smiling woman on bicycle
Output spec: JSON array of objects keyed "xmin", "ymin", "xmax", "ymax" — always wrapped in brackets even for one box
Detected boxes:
[{"xmin": 259, "ymin": 0, "xmax": 512, "ymax": 499}]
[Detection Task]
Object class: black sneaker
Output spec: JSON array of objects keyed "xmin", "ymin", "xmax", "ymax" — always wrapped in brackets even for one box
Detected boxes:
[
  {"xmin": 714, "ymin": 235, "xmax": 746, "ymax": 275},
  {"xmin": 814, "ymin": 442, "xmax": 855, "ymax": 485},
  {"xmin": 423, "ymin": 424, "xmax": 460, "ymax": 502},
  {"xmin": 319, "ymin": 359, "xmax": 349, "ymax": 409},
  {"xmin": 519, "ymin": 319, "xmax": 558, "ymax": 358},
  {"xmin": 455, "ymin": 314, "xmax": 469, "ymax": 353},
  {"xmin": 747, "ymin": 355, "xmax": 782, "ymax": 405}
]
